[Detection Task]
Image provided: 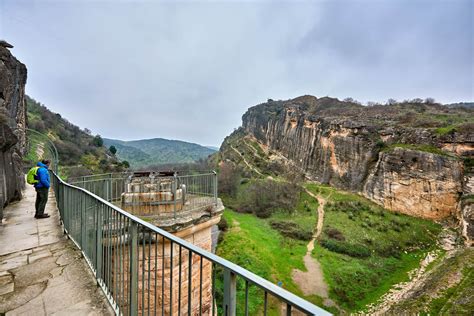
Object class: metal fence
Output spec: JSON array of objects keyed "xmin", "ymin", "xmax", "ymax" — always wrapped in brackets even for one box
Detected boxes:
[
  {"xmin": 69, "ymin": 173, "xmax": 129, "ymax": 203},
  {"xmin": 51, "ymin": 171, "xmax": 330, "ymax": 316},
  {"xmin": 69, "ymin": 172, "xmax": 218, "ymax": 220}
]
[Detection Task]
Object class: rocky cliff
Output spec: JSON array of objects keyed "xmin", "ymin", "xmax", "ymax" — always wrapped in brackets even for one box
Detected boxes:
[
  {"xmin": 0, "ymin": 41, "xmax": 27, "ymax": 209},
  {"xmin": 220, "ymin": 95, "xmax": 474, "ymax": 244}
]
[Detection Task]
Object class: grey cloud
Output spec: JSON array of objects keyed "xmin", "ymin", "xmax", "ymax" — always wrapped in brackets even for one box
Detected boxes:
[{"xmin": 1, "ymin": 0, "xmax": 472, "ymax": 146}]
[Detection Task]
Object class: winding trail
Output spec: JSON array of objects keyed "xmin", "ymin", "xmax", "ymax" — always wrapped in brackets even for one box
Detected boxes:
[
  {"xmin": 307, "ymin": 189, "xmax": 326, "ymax": 240},
  {"xmin": 292, "ymin": 190, "xmax": 337, "ymax": 309},
  {"xmin": 230, "ymin": 145, "xmax": 264, "ymax": 176}
]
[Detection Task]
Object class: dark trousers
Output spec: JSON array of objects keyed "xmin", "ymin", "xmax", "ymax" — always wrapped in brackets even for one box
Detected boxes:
[{"xmin": 35, "ymin": 187, "xmax": 49, "ymax": 216}]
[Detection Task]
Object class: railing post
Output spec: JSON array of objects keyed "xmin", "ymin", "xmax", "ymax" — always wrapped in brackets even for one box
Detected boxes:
[
  {"xmin": 223, "ymin": 268, "xmax": 236, "ymax": 316},
  {"xmin": 213, "ymin": 171, "xmax": 218, "ymax": 206},
  {"xmin": 129, "ymin": 222, "xmax": 139, "ymax": 316},
  {"xmin": 173, "ymin": 172, "xmax": 177, "ymax": 219},
  {"xmin": 61, "ymin": 183, "xmax": 65, "ymax": 224},
  {"xmin": 96, "ymin": 204, "xmax": 103, "ymax": 281},
  {"xmin": 103, "ymin": 179, "xmax": 108, "ymax": 202},
  {"xmin": 108, "ymin": 173, "xmax": 113, "ymax": 201},
  {"xmin": 81, "ymin": 194, "xmax": 86, "ymax": 249},
  {"xmin": 58, "ymin": 184, "xmax": 63, "ymax": 223}
]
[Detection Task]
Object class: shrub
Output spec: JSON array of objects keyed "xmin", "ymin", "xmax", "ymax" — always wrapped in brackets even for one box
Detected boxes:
[
  {"xmin": 217, "ymin": 217, "xmax": 229, "ymax": 232},
  {"xmin": 240, "ymin": 178, "xmax": 249, "ymax": 185},
  {"xmin": 375, "ymin": 241, "xmax": 402, "ymax": 258},
  {"xmin": 235, "ymin": 179, "xmax": 301, "ymax": 218},
  {"xmin": 270, "ymin": 220, "xmax": 313, "ymax": 241},
  {"xmin": 92, "ymin": 135, "xmax": 103, "ymax": 147},
  {"xmin": 320, "ymin": 239, "xmax": 371, "ymax": 258},
  {"xmin": 66, "ymin": 166, "xmax": 93, "ymax": 179},
  {"xmin": 109, "ymin": 145, "xmax": 117, "ymax": 155},
  {"xmin": 464, "ymin": 158, "xmax": 474, "ymax": 171},
  {"xmin": 325, "ymin": 227, "xmax": 345, "ymax": 241},
  {"xmin": 375, "ymin": 139, "xmax": 386, "ymax": 150},
  {"xmin": 218, "ymin": 162, "xmax": 241, "ymax": 197},
  {"xmin": 457, "ymin": 122, "xmax": 474, "ymax": 134},
  {"xmin": 255, "ymin": 208, "xmax": 273, "ymax": 218}
]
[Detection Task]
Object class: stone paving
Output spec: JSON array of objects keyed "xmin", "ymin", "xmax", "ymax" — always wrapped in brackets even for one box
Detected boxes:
[{"xmin": 0, "ymin": 184, "xmax": 113, "ymax": 315}]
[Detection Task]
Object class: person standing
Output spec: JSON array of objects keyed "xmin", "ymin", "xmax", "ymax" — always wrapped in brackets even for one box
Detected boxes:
[{"xmin": 34, "ymin": 160, "xmax": 51, "ymax": 219}]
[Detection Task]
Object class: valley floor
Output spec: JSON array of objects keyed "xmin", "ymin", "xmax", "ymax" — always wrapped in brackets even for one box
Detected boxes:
[{"xmin": 216, "ymin": 180, "xmax": 473, "ymax": 315}]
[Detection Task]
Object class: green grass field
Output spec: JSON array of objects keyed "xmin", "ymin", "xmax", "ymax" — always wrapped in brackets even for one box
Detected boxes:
[
  {"xmin": 305, "ymin": 183, "xmax": 441, "ymax": 312},
  {"xmin": 216, "ymin": 209, "xmax": 310, "ymax": 315},
  {"xmin": 217, "ymin": 182, "xmax": 443, "ymax": 314}
]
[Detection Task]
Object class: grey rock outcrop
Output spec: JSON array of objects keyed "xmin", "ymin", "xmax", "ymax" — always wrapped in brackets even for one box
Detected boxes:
[{"xmin": 0, "ymin": 42, "xmax": 27, "ymax": 209}]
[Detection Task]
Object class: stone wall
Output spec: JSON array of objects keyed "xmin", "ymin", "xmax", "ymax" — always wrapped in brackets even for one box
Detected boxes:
[{"xmin": 0, "ymin": 41, "xmax": 27, "ymax": 209}]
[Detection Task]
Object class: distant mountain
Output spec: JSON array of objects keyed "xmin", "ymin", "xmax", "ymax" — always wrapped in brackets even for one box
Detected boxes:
[
  {"xmin": 205, "ymin": 146, "xmax": 220, "ymax": 151},
  {"xmin": 103, "ymin": 137, "xmax": 217, "ymax": 169}
]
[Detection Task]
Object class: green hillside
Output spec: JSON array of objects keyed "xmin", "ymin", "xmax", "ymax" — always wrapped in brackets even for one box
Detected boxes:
[
  {"xmin": 104, "ymin": 137, "xmax": 216, "ymax": 169},
  {"xmin": 26, "ymin": 96, "xmax": 128, "ymax": 178}
]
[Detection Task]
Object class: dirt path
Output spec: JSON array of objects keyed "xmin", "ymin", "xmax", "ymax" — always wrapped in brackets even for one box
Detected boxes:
[
  {"xmin": 292, "ymin": 191, "xmax": 337, "ymax": 309},
  {"xmin": 230, "ymin": 145, "xmax": 264, "ymax": 176},
  {"xmin": 306, "ymin": 189, "xmax": 326, "ymax": 240}
]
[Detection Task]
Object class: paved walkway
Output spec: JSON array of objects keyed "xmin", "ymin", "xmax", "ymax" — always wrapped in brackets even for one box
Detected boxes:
[{"xmin": 0, "ymin": 183, "xmax": 113, "ymax": 315}]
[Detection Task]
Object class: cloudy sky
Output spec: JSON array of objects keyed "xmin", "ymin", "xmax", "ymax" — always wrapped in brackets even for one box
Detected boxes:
[{"xmin": 1, "ymin": 0, "xmax": 472, "ymax": 146}]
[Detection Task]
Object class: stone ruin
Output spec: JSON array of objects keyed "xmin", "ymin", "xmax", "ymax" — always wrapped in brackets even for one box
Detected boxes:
[{"xmin": 121, "ymin": 171, "xmax": 185, "ymax": 217}]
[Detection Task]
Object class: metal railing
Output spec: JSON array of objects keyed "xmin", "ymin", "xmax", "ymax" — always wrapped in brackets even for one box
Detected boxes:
[
  {"xmin": 69, "ymin": 172, "xmax": 218, "ymax": 220},
  {"xmin": 51, "ymin": 171, "xmax": 330, "ymax": 315},
  {"xmin": 69, "ymin": 173, "xmax": 129, "ymax": 203}
]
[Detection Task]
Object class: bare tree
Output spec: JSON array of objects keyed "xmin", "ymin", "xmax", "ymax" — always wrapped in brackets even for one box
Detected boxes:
[
  {"xmin": 386, "ymin": 98, "xmax": 397, "ymax": 105},
  {"xmin": 424, "ymin": 97, "xmax": 436, "ymax": 104},
  {"xmin": 218, "ymin": 162, "xmax": 241, "ymax": 197}
]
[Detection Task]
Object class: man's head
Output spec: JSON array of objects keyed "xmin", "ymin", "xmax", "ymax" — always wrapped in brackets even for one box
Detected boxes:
[{"xmin": 41, "ymin": 159, "xmax": 51, "ymax": 167}]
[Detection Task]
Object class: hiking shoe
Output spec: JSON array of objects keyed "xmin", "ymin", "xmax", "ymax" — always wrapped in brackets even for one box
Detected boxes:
[{"xmin": 35, "ymin": 214, "xmax": 50, "ymax": 219}]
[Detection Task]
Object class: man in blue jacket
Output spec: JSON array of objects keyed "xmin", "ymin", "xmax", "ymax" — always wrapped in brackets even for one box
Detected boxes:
[{"xmin": 34, "ymin": 160, "xmax": 51, "ymax": 219}]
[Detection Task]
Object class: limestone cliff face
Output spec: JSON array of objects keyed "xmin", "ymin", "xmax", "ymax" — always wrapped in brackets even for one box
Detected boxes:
[
  {"xmin": 225, "ymin": 95, "xmax": 473, "ymax": 242},
  {"xmin": 0, "ymin": 41, "xmax": 27, "ymax": 208},
  {"xmin": 363, "ymin": 148, "xmax": 462, "ymax": 219},
  {"xmin": 242, "ymin": 101, "xmax": 379, "ymax": 190}
]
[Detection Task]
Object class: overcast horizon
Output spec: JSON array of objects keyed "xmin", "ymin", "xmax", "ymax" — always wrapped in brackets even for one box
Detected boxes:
[{"xmin": 1, "ymin": 0, "xmax": 473, "ymax": 146}]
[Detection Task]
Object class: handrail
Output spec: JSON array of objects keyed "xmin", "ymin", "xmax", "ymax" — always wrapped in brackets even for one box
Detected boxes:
[
  {"xmin": 68, "ymin": 172, "xmax": 130, "ymax": 183},
  {"xmin": 52, "ymin": 171, "xmax": 331, "ymax": 315}
]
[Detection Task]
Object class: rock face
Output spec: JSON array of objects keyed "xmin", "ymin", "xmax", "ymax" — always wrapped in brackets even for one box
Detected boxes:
[
  {"xmin": 363, "ymin": 148, "xmax": 463, "ymax": 219},
  {"xmin": 0, "ymin": 42, "xmax": 27, "ymax": 210},
  {"xmin": 222, "ymin": 95, "xmax": 474, "ymax": 243}
]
